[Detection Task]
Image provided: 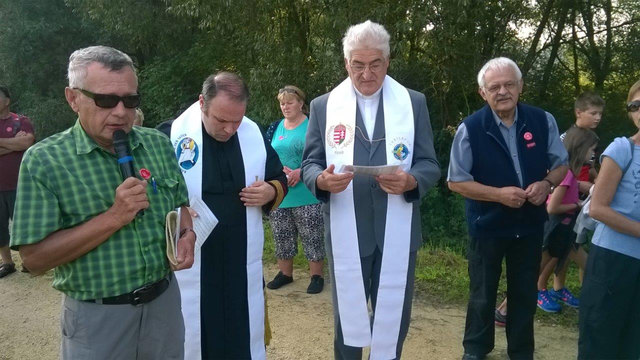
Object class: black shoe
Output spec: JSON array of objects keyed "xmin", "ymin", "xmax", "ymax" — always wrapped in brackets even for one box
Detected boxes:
[
  {"xmin": 267, "ymin": 271, "xmax": 293, "ymax": 289},
  {"xmin": 462, "ymin": 353, "xmax": 486, "ymax": 360},
  {"xmin": 0, "ymin": 263, "xmax": 16, "ymax": 278},
  {"xmin": 306, "ymin": 275, "xmax": 324, "ymax": 294}
]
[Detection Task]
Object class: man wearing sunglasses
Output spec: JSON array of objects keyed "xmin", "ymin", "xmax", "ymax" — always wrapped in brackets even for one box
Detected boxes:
[{"xmin": 10, "ymin": 45, "xmax": 194, "ymax": 359}]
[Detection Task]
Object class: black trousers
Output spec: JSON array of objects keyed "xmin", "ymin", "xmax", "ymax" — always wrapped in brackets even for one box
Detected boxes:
[
  {"xmin": 462, "ymin": 233, "xmax": 542, "ymax": 360},
  {"xmin": 578, "ymin": 244, "xmax": 640, "ymax": 359}
]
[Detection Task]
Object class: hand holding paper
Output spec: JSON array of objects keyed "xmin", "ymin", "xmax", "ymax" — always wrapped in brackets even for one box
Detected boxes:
[
  {"xmin": 317, "ymin": 164, "xmax": 354, "ymax": 193},
  {"xmin": 376, "ymin": 169, "xmax": 417, "ymax": 195}
]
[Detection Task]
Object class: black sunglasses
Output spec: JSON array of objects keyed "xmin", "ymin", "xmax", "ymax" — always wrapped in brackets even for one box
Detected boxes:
[
  {"xmin": 74, "ymin": 88, "xmax": 140, "ymax": 109},
  {"xmin": 627, "ymin": 100, "xmax": 640, "ymax": 113}
]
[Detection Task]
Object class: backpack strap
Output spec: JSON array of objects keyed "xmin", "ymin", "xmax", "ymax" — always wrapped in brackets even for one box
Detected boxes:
[{"xmin": 622, "ymin": 137, "xmax": 635, "ymax": 176}]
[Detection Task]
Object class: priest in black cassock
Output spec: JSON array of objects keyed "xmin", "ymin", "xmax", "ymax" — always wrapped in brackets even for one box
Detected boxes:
[{"xmin": 158, "ymin": 72, "xmax": 287, "ymax": 360}]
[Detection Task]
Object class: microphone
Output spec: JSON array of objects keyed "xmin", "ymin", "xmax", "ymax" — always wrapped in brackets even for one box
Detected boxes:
[
  {"xmin": 113, "ymin": 130, "xmax": 135, "ymax": 179},
  {"xmin": 113, "ymin": 129, "xmax": 144, "ymax": 216}
]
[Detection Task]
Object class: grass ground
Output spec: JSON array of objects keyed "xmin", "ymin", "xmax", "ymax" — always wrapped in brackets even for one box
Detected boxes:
[{"xmin": 263, "ymin": 223, "xmax": 581, "ymax": 329}]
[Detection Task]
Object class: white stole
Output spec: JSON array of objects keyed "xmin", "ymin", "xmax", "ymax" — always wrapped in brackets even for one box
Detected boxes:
[
  {"xmin": 325, "ymin": 76, "xmax": 414, "ymax": 360},
  {"xmin": 171, "ymin": 102, "xmax": 266, "ymax": 360}
]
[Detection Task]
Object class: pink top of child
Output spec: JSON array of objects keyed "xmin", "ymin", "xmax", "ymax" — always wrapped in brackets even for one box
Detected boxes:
[{"xmin": 546, "ymin": 170, "xmax": 579, "ymax": 224}]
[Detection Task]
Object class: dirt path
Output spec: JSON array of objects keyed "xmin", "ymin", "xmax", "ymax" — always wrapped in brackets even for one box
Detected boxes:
[{"xmin": 0, "ymin": 255, "xmax": 577, "ymax": 359}]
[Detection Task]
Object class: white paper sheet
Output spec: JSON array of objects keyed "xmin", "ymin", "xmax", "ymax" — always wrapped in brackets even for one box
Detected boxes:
[
  {"xmin": 339, "ymin": 164, "xmax": 401, "ymax": 176},
  {"xmin": 189, "ymin": 196, "xmax": 218, "ymax": 248}
]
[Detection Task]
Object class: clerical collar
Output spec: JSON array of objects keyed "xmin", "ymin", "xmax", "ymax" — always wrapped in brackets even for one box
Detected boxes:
[{"xmin": 353, "ymin": 86, "xmax": 382, "ymax": 100}]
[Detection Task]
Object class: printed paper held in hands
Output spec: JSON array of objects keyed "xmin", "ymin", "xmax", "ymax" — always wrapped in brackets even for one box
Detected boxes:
[
  {"xmin": 165, "ymin": 197, "xmax": 218, "ymax": 265},
  {"xmin": 188, "ymin": 196, "xmax": 218, "ymax": 249},
  {"xmin": 339, "ymin": 164, "xmax": 400, "ymax": 176}
]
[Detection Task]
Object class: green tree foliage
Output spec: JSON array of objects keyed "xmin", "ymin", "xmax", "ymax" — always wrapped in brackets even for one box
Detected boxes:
[
  {"xmin": 0, "ymin": 0, "xmax": 101, "ymax": 137},
  {"xmin": 1, "ymin": 0, "xmax": 639, "ymax": 250}
]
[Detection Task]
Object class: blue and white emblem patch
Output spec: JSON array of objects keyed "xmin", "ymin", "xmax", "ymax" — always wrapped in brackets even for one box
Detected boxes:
[
  {"xmin": 176, "ymin": 137, "xmax": 199, "ymax": 170},
  {"xmin": 392, "ymin": 143, "xmax": 409, "ymax": 161}
]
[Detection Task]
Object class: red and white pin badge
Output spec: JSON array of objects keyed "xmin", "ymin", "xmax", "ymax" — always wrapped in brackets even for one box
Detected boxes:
[
  {"xmin": 139, "ymin": 168, "xmax": 151, "ymax": 180},
  {"xmin": 523, "ymin": 132, "xmax": 533, "ymax": 141}
]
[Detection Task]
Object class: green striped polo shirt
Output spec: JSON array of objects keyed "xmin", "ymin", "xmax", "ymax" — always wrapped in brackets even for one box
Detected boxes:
[{"xmin": 11, "ymin": 121, "xmax": 188, "ymax": 300}]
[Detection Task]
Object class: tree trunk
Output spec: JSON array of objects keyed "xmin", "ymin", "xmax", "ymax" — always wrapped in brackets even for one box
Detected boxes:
[
  {"xmin": 539, "ymin": 0, "xmax": 571, "ymax": 99},
  {"xmin": 522, "ymin": 0, "xmax": 556, "ymax": 77}
]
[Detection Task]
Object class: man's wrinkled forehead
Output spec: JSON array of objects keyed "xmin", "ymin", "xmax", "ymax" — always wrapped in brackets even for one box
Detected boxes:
[{"xmin": 483, "ymin": 66, "xmax": 520, "ymax": 84}]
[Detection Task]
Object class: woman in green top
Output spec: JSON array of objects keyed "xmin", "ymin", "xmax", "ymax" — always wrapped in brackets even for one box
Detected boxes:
[{"xmin": 266, "ymin": 85, "xmax": 325, "ymax": 294}]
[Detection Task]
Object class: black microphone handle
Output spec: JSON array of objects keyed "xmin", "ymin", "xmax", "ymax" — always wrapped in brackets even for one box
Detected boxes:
[
  {"xmin": 112, "ymin": 130, "xmax": 144, "ymax": 217},
  {"xmin": 118, "ymin": 157, "xmax": 136, "ymax": 179}
]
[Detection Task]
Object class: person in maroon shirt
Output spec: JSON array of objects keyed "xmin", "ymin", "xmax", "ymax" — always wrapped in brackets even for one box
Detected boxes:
[{"xmin": 0, "ymin": 86, "xmax": 35, "ymax": 278}]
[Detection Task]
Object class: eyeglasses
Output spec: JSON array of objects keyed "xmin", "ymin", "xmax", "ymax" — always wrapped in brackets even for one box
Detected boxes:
[
  {"xmin": 484, "ymin": 82, "xmax": 518, "ymax": 94},
  {"xmin": 349, "ymin": 60, "xmax": 385, "ymax": 74},
  {"xmin": 74, "ymin": 88, "xmax": 141, "ymax": 109},
  {"xmin": 627, "ymin": 100, "xmax": 640, "ymax": 113}
]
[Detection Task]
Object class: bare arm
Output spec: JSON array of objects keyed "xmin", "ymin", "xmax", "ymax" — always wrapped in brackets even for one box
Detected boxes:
[
  {"xmin": 545, "ymin": 165, "xmax": 569, "ymax": 188},
  {"xmin": 19, "ymin": 178, "xmax": 149, "ymax": 275},
  {"xmin": 447, "ymin": 180, "xmax": 527, "ymax": 208},
  {"xmin": 590, "ymin": 157, "xmax": 640, "ymax": 237},
  {"xmin": 578, "ymin": 181, "xmax": 594, "ymax": 195},
  {"xmin": 0, "ymin": 132, "xmax": 35, "ymax": 151}
]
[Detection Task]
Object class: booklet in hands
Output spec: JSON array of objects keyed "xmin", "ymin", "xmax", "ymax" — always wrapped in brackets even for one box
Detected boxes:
[{"xmin": 165, "ymin": 208, "xmax": 180, "ymax": 266}]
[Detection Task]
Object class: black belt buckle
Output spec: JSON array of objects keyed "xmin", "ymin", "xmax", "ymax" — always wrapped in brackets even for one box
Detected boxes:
[{"xmin": 131, "ymin": 283, "xmax": 155, "ymax": 306}]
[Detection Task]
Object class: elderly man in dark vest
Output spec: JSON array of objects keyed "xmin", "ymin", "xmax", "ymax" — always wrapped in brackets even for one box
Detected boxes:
[{"xmin": 448, "ymin": 57, "xmax": 568, "ymax": 360}]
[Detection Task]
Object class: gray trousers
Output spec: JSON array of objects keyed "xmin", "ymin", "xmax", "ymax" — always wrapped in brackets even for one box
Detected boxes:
[
  {"xmin": 60, "ymin": 273, "xmax": 184, "ymax": 360},
  {"xmin": 329, "ymin": 246, "xmax": 417, "ymax": 360}
]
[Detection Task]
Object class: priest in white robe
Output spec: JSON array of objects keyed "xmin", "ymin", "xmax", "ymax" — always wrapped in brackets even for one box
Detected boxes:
[
  {"xmin": 159, "ymin": 72, "xmax": 287, "ymax": 360},
  {"xmin": 301, "ymin": 20, "xmax": 441, "ymax": 359}
]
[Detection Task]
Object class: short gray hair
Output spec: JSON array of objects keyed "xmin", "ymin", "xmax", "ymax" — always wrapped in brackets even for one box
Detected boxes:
[
  {"xmin": 201, "ymin": 72, "xmax": 250, "ymax": 110},
  {"xmin": 68, "ymin": 46, "xmax": 136, "ymax": 88},
  {"xmin": 477, "ymin": 57, "xmax": 522, "ymax": 88},
  {"xmin": 342, "ymin": 20, "xmax": 390, "ymax": 61}
]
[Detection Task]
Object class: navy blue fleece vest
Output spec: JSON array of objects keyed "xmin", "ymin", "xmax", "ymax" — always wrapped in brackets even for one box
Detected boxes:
[{"xmin": 463, "ymin": 103, "xmax": 549, "ymax": 238}]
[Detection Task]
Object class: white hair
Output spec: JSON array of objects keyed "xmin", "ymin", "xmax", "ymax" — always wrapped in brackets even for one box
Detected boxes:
[
  {"xmin": 477, "ymin": 57, "xmax": 522, "ymax": 88},
  {"xmin": 342, "ymin": 20, "xmax": 390, "ymax": 60},
  {"xmin": 68, "ymin": 45, "xmax": 136, "ymax": 88}
]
